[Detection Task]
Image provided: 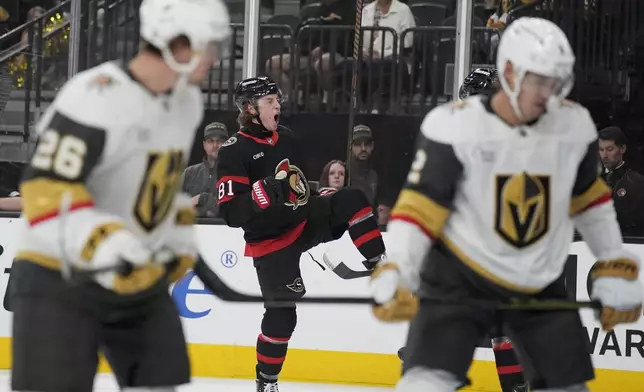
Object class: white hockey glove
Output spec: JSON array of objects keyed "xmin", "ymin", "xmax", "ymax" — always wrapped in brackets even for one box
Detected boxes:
[
  {"xmin": 369, "ymin": 263, "xmax": 419, "ymax": 322},
  {"xmin": 589, "ymin": 253, "xmax": 644, "ymax": 331},
  {"xmin": 73, "ymin": 229, "xmax": 168, "ymax": 295}
]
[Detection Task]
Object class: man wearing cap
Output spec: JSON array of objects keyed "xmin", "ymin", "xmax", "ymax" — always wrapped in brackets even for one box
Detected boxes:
[
  {"xmin": 350, "ymin": 124, "xmax": 379, "ymax": 207},
  {"xmin": 181, "ymin": 122, "xmax": 229, "ymax": 217}
]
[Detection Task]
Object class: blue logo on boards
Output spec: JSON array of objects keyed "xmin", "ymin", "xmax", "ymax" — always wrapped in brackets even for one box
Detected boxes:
[
  {"xmin": 171, "ymin": 271, "xmax": 213, "ymax": 319},
  {"xmin": 221, "ymin": 250, "xmax": 237, "ymax": 268}
]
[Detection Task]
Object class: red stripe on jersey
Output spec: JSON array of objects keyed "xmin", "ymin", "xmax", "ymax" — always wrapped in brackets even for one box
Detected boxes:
[
  {"xmin": 496, "ymin": 365, "xmax": 524, "ymax": 375},
  {"xmin": 257, "ymin": 353, "xmax": 286, "ymax": 364},
  {"xmin": 389, "ymin": 214, "xmax": 438, "ymax": 240},
  {"xmin": 492, "ymin": 341, "xmax": 514, "ymax": 351},
  {"xmin": 238, "ymin": 130, "xmax": 280, "ymax": 146},
  {"xmin": 353, "ymin": 229, "xmax": 381, "ymax": 247},
  {"xmin": 217, "ymin": 176, "xmax": 250, "ymax": 186},
  {"xmin": 245, "ymin": 220, "xmax": 307, "ymax": 258},
  {"xmin": 349, "ymin": 207, "xmax": 373, "ymax": 226},
  {"xmin": 28, "ymin": 201, "xmax": 96, "ymax": 226},
  {"xmin": 578, "ymin": 192, "xmax": 611, "ymax": 215}
]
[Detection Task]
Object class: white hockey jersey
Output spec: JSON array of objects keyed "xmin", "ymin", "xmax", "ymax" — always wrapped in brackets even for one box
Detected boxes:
[
  {"xmin": 15, "ymin": 61, "xmax": 203, "ymax": 293},
  {"xmin": 388, "ymin": 96, "xmax": 617, "ymax": 293}
]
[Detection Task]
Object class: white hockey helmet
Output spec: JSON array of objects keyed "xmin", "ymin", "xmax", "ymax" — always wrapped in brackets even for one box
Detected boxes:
[
  {"xmin": 139, "ymin": 0, "xmax": 232, "ymax": 74},
  {"xmin": 495, "ymin": 17, "xmax": 575, "ymax": 120}
]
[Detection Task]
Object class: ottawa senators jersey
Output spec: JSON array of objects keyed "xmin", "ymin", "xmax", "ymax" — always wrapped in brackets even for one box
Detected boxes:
[
  {"xmin": 14, "ymin": 61, "xmax": 202, "ymax": 290},
  {"xmin": 389, "ymin": 95, "xmax": 612, "ymax": 293},
  {"xmin": 216, "ymin": 123, "xmax": 310, "ymax": 249}
]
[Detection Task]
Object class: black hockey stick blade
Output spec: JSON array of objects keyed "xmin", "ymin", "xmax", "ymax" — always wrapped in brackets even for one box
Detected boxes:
[
  {"xmin": 332, "ymin": 262, "xmax": 372, "ymax": 279},
  {"xmin": 321, "ymin": 253, "xmax": 372, "ymax": 280}
]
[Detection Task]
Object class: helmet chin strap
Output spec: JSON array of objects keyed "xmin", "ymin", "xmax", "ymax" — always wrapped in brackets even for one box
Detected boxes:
[
  {"xmin": 250, "ymin": 104, "xmax": 273, "ymax": 132},
  {"xmin": 161, "ymin": 48, "xmax": 202, "ymax": 93},
  {"xmin": 500, "ymin": 68, "xmax": 527, "ymax": 123}
]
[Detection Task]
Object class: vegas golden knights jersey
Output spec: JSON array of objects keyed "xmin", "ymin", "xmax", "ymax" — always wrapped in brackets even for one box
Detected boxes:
[
  {"xmin": 389, "ymin": 96, "xmax": 612, "ymax": 293},
  {"xmin": 14, "ymin": 61, "xmax": 202, "ymax": 292}
]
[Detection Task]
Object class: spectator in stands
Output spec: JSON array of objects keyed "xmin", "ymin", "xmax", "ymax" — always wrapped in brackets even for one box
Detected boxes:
[
  {"xmin": 486, "ymin": 0, "xmax": 535, "ymax": 30},
  {"xmin": 349, "ymin": 124, "xmax": 378, "ymax": 206},
  {"xmin": 265, "ymin": 0, "xmax": 355, "ymax": 102},
  {"xmin": 361, "ymin": 0, "xmax": 415, "ymax": 60},
  {"xmin": 181, "ymin": 122, "xmax": 229, "ymax": 218},
  {"xmin": 0, "ymin": 185, "xmax": 21, "ymax": 211},
  {"xmin": 598, "ymin": 126, "xmax": 644, "ymax": 237},
  {"xmin": 319, "ymin": 159, "xmax": 347, "ymax": 192},
  {"xmin": 335, "ymin": 0, "xmax": 415, "ymax": 111}
]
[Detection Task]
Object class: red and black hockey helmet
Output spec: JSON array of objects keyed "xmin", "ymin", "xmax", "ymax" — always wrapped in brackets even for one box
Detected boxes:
[
  {"xmin": 234, "ymin": 76, "xmax": 282, "ymax": 112},
  {"xmin": 458, "ymin": 67, "xmax": 499, "ymax": 100}
]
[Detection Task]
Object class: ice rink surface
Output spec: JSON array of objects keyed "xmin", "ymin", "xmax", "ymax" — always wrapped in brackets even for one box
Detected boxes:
[{"xmin": 0, "ymin": 371, "xmax": 394, "ymax": 391}]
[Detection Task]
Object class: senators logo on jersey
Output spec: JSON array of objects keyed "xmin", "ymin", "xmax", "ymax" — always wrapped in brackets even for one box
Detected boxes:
[
  {"xmin": 494, "ymin": 172, "xmax": 550, "ymax": 248},
  {"xmin": 275, "ymin": 158, "xmax": 309, "ymax": 209}
]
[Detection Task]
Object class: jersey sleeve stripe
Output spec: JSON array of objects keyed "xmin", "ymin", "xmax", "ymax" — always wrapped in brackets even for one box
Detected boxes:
[
  {"xmin": 569, "ymin": 178, "xmax": 612, "ymax": 216},
  {"xmin": 389, "ymin": 189, "xmax": 450, "ymax": 240},
  {"xmin": 217, "ymin": 175, "xmax": 250, "ymax": 186},
  {"xmin": 20, "ymin": 178, "xmax": 95, "ymax": 226},
  {"xmin": 80, "ymin": 222, "xmax": 125, "ymax": 262},
  {"xmin": 175, "ymin": 207, "xmax": 196, "ymax": 226}
]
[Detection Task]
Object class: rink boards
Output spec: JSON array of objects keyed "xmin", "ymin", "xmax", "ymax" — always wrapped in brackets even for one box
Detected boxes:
[{"xmin": 0, "ymin": 217, "xmax": 643, "ymax": 391}]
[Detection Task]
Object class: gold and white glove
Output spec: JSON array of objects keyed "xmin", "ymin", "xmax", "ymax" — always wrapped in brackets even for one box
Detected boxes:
[
  {"xmin": 369, "ymin": 263, "xmax": 419, "ymax": 322},
  {"xmin": 590, "ymin": 253, "xmax": 643, "ymax": 331},
  {"xmin": 81, "ymin": 228, "xmax": 166, "ymax": 295}
]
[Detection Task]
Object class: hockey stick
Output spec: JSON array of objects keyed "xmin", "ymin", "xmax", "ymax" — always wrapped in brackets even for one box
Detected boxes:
[
  {"xmin": 308, "ymin": 251, "xmax": 373, "ymax": 279},
  {"xmin": 344, "ymin": 0, "xmax": 365, "ymax": 185},
  {"xmin": 192, "ymin": 256, "xmax": 602, "ymax": 310}
]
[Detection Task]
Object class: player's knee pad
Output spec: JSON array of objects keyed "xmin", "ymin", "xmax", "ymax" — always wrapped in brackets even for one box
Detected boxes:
[
  {"xmin": 261, "ymin": 306, "xmax": 297, "ymax": 338},
  {"xmin": 395, "ymin": 367, "xmax": 462, "ymax": 392},
  {"xmin": 533, "ymin": 384, "xmax": 589, "ymax": 392},
  {"xmin": 331, "ymin": 188, "xmax": 371, "ymax": 222}
]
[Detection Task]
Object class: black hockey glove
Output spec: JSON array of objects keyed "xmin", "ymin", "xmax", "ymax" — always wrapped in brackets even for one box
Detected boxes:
[
  {"xmin": 251, "ymin": 176, "xmax": 292, "ymax": 210},
  {"xmin": 250, "ymin": 175, "xmax": 306, "ymax": 211}
]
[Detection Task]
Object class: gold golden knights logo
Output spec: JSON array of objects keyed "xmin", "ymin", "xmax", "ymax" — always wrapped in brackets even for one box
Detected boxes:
[
  {"xmin": 494, "ymin": 172, "xmax": 550, "ymax": 248},
  {"xmin": 134, "ymin": 150, "xmax": 185, "ymax": 232}
]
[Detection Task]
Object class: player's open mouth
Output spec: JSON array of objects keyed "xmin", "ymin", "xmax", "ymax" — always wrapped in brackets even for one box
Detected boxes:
[{"xmin": 274, "ymin": 114, "xmax": 280, "ymax": 122}]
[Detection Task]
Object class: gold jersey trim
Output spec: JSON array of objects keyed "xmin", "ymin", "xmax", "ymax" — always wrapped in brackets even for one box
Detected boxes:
[
  {"xmin": 20, "ymin": 178, "xmax": 94, "ymax": 225},
  {"xmin": 390, "ymin": 189, "xmax": 450, "ymax": 238},
  {"xmin": 441, "ymin": 236, "xmax": 542, "ymax": 294},
  {"xmin": 569, "ymin": 178, "xmax": 611, "ymax": 216}
]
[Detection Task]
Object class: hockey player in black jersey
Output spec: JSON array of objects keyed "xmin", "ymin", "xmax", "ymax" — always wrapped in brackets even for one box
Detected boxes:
[{"xmin": 216, "ymin": 76, "xmax": 386, "ymax": 392}]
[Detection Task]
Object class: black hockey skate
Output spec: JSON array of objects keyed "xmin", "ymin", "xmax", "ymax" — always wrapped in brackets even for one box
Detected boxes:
[{"xmin": 256, "ymin": 378, "xmax": 280, "ymax": 392}]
